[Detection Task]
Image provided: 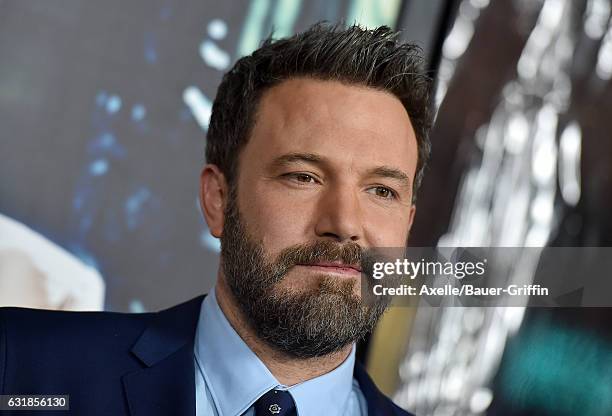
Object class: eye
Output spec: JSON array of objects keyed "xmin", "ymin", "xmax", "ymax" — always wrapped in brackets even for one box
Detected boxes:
[
  {"xmin": 367, "ymin": 186, "xmax": 397, "ymax": 200},
  {"xmin": 284, "ymin": 172, "xmax": 319, "ymax": 184}
]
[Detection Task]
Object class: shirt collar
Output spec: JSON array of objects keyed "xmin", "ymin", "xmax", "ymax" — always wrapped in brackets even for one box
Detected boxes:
[
  {"xmin": 195, "ymin": 286, "xmax": 357, "ymax": 416},
  {"xmin": 288, "ymin": 343, "xmax": 356, "ymax": 416}
]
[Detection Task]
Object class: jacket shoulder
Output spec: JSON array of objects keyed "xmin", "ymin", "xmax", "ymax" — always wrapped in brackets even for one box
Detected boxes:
[
  {"xmin": 0, "ymin": 306, "xmax": 153, "ymax": 395},
  {"xmin": 0, "ymin": 295, "xmax": 205, "ymax": 415},
  {"xmin": 0, "ymin": 306, "xmax": 152, "ymax": 349},
  {"xmin": 0, "ymin": 295, "xmax": 205, "ymax": 371}
]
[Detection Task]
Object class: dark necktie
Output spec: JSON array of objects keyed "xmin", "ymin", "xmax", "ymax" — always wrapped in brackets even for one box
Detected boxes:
[{"xmin": 253, "ymin": 389, "xmax": 297, "ymax": 416}]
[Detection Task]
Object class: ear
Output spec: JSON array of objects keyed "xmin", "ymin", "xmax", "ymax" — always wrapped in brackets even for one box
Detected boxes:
[
  {"xmin": 200, "ymin": 164, "xmax": 228, "ymax": 238},
  {"xmin": 406, "ymin": 204, "xmax": 417, "ymax": 236}
]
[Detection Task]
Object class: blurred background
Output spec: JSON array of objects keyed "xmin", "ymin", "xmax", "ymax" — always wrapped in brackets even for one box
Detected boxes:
[{"xmin": 1, "ymin": 0, "xmax": 611, "ymax": 415}]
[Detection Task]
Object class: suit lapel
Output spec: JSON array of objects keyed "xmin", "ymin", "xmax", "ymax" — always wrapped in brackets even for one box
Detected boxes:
[{"xmin": 122, "ymin": 295, "xmax": 205, "ymax": 416}]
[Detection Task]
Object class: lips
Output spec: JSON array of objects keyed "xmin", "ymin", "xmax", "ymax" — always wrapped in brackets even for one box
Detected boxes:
[{"xmin": 298, "ymin": 261, "xmax": 362, "ymax": 273}]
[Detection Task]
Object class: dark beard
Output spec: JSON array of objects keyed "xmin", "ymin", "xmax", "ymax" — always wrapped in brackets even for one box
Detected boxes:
[{"xmin": 219, "ymin": 188, "xmax": 390, "ymax": 359}]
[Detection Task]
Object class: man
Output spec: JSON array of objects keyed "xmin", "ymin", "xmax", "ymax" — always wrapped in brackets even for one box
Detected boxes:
[{"xmin": 0, "ymin": 23, "xmax": 433, "ymax": 415}]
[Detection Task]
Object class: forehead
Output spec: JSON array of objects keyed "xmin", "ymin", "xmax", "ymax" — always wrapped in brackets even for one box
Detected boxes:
[{"xmin": 244, "ymin": 77, "xmax": 418, "ymax": 176}]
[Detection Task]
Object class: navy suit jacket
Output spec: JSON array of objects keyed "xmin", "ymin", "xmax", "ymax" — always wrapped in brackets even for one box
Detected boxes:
[{"xmin": 0, "ymin": 295, "xmax": 414, "ymax": 416}]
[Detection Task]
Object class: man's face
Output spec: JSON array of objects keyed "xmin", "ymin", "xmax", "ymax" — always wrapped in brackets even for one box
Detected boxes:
[{"xmin": 219, "ymin": 78, "xmax": 418, "ymax": 358}]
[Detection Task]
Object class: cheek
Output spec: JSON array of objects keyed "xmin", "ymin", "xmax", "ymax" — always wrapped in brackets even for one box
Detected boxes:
[
  {"xmin": 240, "ymin": 184, "xmax": 314, "ymax": 251},
  {"xmin": 363, "ymin": 209, "xmax": 412, "ymax": 247}
]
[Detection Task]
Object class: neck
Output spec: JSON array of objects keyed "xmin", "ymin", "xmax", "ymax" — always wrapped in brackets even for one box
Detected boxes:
[{"xmin": 215, "ymin": 274, "xmax": 353, "ymax": 386}]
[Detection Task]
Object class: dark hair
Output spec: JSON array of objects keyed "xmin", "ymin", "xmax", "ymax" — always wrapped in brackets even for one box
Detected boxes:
[{"xmin": 206, "ymin": 22, "xmax": 434, "ymax": 201}]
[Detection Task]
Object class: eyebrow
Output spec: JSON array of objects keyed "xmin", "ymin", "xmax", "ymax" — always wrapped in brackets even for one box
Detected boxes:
[
  {"xmin": 367, "ymin": 166, "xmax": 412, "ymax": 189},
  {"xmin": 269, "ymin": 152, "xmax": 412, "ymax": 189},
  {"xmin": 269, "ymin": 152, "xmax": 324, "ymax": 169}
]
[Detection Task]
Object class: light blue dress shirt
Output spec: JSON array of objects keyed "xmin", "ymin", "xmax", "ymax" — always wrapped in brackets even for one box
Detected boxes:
[{"xmin": 194, "ymin": 287, "xmax": 368, "ymax": 416}]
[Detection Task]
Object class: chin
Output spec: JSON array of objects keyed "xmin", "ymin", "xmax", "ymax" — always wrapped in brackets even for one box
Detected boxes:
[{"xmin": 278, "ymin": 272, "xmax": 359, "ymax": 294}]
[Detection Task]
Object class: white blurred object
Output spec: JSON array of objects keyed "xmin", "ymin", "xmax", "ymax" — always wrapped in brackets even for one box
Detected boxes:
[{"xmin": 0, "ymin": 213, "xmax": 105, "ymax": 311}]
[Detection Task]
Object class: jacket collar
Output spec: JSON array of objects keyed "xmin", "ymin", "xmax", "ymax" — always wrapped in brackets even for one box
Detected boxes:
[{"xmin": 122, "ymin": 294, "xmax": 205, "ymax": 416}]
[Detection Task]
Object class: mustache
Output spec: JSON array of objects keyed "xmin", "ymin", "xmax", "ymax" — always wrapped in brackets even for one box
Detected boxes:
[
  {"xmin": 268, "ymin": 240, "xmax": 384, "ymax": 292},
  {"xmin": 274, "ymin": 240, "xmax": 363, "ymax": 271}
]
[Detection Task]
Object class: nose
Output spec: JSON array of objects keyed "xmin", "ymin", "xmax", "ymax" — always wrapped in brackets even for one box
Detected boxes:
[{"xmin": 313, "ymin": 183, "xmax": 363, "ymax": 243}]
